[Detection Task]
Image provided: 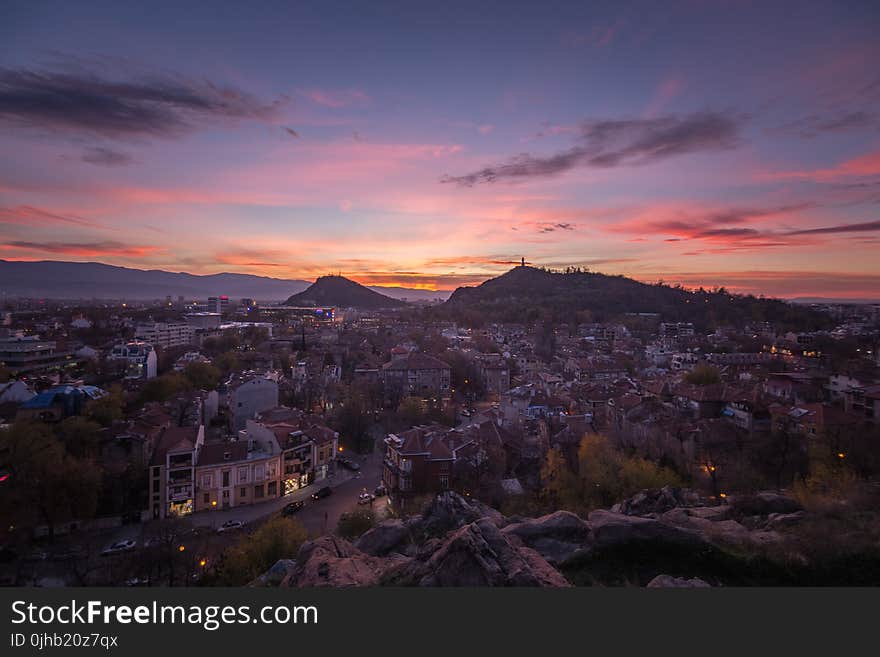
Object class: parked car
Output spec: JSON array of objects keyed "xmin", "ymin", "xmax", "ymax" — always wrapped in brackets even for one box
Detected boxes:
[
  {"xmin": 340, "ymin": 458, "xmax": 361, "ymax": 471},
  {"xmin": 357, "ymin": 492, "xmax": 374, "ymax": 505},
  {"xmin": 311, "ymin": 486, "xmax": 333, "ymax": 500},
  {"xmin": 217, "ymin": 520, "xmax": 244, "ymax": 533},
  {"xmin": 100, "ymin": 539, "xmax": 136, "ymax": 557},
  {"xmin": 282, "ymin": 500, "xmax": 305, "ymax": 516},
  {"xmin": 373, "ymin": 484, "xmax": 387, "ymax": 497}
]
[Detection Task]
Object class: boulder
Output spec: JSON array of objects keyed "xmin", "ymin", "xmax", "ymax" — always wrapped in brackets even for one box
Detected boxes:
[
  {"xmin": 764, "ymin": 511, "xmax": 808, "ymax": 530},
  {"xmin": 647, "ymin": 574, "xmax": 711, "ymax": 588},
  {"xmin": 414, "ymin": 518, "xmax": 570, "ymax": 587},
  {"xmin": 251, "ymin": 559, "xmax": 296, "ymax": 587},
  {"xmin": 732, "ymin": 492, "xmax": 802, "ymax": 517},
  {"xmin": 285, "ymin": 535, "xmax": 409, "ymax": 587},
  {"xmin": 355, "ymin": 519, "xmax": 412, "ymax": 556},
  {"xmin": 587, "ymin": 510, "xmax": 708, "ymax": 549},
  {"xmin": 417, "ymin": 491, "xmax": 503, "ymax": 537},
  {"xmin": 502, "ymin": 511, "xmax": 591, "ymax": 564},
  {"xmin": 611, "ymin": 486, "xmax": 693, "ymax": 516}
]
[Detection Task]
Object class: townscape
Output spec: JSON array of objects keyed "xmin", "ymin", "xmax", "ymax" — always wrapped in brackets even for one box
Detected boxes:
[{"xmin": 1, "ymin": 264, "xmax": 879, "ymax": 587}]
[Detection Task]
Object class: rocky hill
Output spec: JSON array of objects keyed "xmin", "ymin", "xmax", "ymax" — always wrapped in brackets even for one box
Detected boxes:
[
  {"xmin": 285, "ymin": 275, "xmax": 408, "ymax": 309},
  {"xmin": 439, "ymin": 265, "xmax": 831, "ymax": 330},
  {"xmin": 254, "ymin": 488, "xmax": 879, "ymax": 587}
]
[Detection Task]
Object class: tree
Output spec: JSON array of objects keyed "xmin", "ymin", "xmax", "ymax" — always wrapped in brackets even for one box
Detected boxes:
[
  {"xmin": 0, "ymin": 422, "xmax": 102, "ymax": 541},
  {"xmin": 183, "ymin": 361, "xmax": 222, "ymax": 390},
  {"xmin": 55, "ymin": 416, "xmax": 102, "ymax": 459},
  {"xmin": 85, "ymin": 385, "xmax": 124, "ymax": 427},
  {"xmin": 138, "ymin": 372, "xmax": 192, "ymax": 404},
  {"xmin": 216, "ymin": 517, "xmax": 308, "ymax": 585}
]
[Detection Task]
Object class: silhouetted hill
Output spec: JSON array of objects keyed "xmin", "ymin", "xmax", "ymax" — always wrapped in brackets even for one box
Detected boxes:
[
  {"xmin": 441, "ymin": 266, "xmax": 832, "ymax": 329},
  {"xmin": 0, "ymin": 260, "xmax": 442, "ymax": 302},
  {"xmin": 285, "ymin": 275, "xmax": 408, "ymax": 309}
]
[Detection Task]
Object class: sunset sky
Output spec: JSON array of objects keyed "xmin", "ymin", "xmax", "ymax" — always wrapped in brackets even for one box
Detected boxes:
[{"xmin": 1, "ymin": 1, "xmax": 879, "ymax": 298}]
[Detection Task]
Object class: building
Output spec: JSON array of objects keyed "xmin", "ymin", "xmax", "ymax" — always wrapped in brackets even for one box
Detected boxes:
[
  {"xmin": 109, "ymin": 341, "xmax": 158, "ymax": 379},
  {"xmin": 134, "ymin": 321, "xmax": 195, "ymax": 348},
  {"xmin": 193, "ymin": 433, "xmax": 282, "ymax": 512},
  {"xmin": 148, "ymin": 425, "xmax": 205, "ymax": 519},
  {"xmin": 184, "ymin": 312, "xmax": 222, "ymax": 329},
  {"xmin": 0, "ymin": 335, "xmax": 74, "ymax": 373},
  {"xmin": 226, "ymin": 374, "xmax": 280, "ymax": 430},
  {"xmin": 383, "ymin": 425, "xmax": 453, "ymax": 498},
  {"xmin": 207, "ymin": 296, "xmax": 230, "ymax": 315},
  {"xmin": 380, "ymin": 352, "xmax": 451, "ymax": 398},
  {"xmin": 17, "ymin": 384, "xmax": 106, "ymax": 422}
]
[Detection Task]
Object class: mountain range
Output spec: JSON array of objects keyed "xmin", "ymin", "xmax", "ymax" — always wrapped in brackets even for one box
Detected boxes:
[{"xmin": 0, "ymin": 260, "xmax": 450, "ymax": 302}]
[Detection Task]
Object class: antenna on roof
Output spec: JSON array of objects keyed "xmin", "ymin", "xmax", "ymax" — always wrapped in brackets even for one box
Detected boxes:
[{"xmin": 521, "ymin": 257, "xmax": 525, "ymax": 267}]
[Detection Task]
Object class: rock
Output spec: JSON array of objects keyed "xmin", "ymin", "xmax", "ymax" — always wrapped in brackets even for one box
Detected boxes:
[
  {"xmin": 285, "ymin": 535, "xmax": 409, "ymax": 587},
  {"xmin": 414, "ymin": 518, "xmax": 570, "ymax": 587},
  {"xmin": 611, "ymin": 486, "xmax": 693, "ymax": 516},
  {"xmin": 251, "ymin": 559, "xmax": 296, "ymax": 587},
  {"xmin": 647, "ymin": 574, "xmax": 711, "ymax": 588},
  {"xmin": 659, "ymin": 508, "xmax": 751, "ymax": 546},
  {"xmin": 502, "ymin": 511, "xmax": 590, "ymax": 564},
  {"xmin": 355, "ymin": 519, "xmax": 411, "ymax": 556},
  {"xmin": 732, "ymin": 492, "xmax": 802, "ymax": 517},
  {"xmin": 417, "ymin": 491, "xmax": 503, "ymax": 537},
  {"xmin": 764, "ymin": 511, "xmax": 808, "ymax": 530},
  {"xmin": 587, "ymin": 510, "xmax": 708, "ymax": 549}
]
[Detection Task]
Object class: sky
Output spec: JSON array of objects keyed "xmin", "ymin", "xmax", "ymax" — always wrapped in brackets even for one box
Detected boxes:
[{"xmin": 1, "ymin": 0, "xmax": 879, "ymax": 298}]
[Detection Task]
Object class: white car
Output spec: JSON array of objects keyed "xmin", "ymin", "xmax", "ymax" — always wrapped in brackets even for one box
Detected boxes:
[
  {"xmin": 101, "ymin": 539, "xmax": 136, "ymax": 556},
  {"xmin": 217, "ymin": 520, "xmax": 244, "ymax": 533}
]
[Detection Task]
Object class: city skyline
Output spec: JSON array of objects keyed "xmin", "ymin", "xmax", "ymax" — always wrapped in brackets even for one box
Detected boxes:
[{"xmin": 2, "ymin": 1, "xmax": 880, "ymax": 298}]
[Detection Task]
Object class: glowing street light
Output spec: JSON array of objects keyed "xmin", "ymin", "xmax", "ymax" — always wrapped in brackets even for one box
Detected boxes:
[{"xmin": 178, "ymin": 545, "xmax": 186, "ymax": 553}]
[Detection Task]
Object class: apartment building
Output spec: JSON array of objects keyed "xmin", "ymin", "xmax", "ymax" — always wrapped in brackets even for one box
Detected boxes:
[
  {"xmin": 0, "ymin": 335, "xmax": 73, "ymax": 373},
  {"xmin": 148, "ymin": 425, "xmax": 205, "ymax": 519},
  {"xmin": 134, "ymin": 321, "xmax": 195, "ymax": 349},
  {"xmin": 380, "ymin": 352, "xmax": 451, "ymax": 398}
]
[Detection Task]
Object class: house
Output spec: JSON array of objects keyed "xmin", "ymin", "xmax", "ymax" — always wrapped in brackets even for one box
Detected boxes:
[
  {"xmin": 383, "ymin": 425, "xmax": 453, "ymax": 499},
  {"xmin": 148, "ymin": 425, "xmax": 205, "ymax": 519},
  {"xmin": 380, "ymin": 352, "xmax": 451, "ymax": 398},
  {"xmin": 193, "ymin": 432, "xmax": 282, "ymax": 512},
  {"xmin": 108, "ymin": 342, "xmax": 157, "ymax": 380},
  {"xmin": 0, "ymin": 380, "xmax": 34, "ymax": 404}
]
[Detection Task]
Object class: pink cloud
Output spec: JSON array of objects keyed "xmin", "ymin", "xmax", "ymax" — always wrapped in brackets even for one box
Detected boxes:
[{"xmin": 302, "ymin": 88, "xmax": 370, "ymax": 108}]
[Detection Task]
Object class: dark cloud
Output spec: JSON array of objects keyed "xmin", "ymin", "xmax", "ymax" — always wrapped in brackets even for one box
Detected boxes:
[
  {"xmin": 2, "ymin": 240, "xmax": 160, "ymax": 256},
  {"xmin": 786, "ymin": 219, "xmax": 880, "ymax": 236},
  {"xmin": 441, "ymin": 111, "xmax": 743, "ymax": 186},
  {"xmin": 284, "ymin": 127, "xmax": 299, "ymax": 138},
  {"xmin": 776, "ymin": 111, "xmax": 877, "ymax": 139},
  {"xmin": 0, "ymin": 66, "xmax": 287, "ymax": 140},
  {"xmin": 80, "ymin": 146, "xmax": 132, "ymax": 167},
  {"xmin": 538, "ymin": 222, "xmax": 575, "ymax": 233}
]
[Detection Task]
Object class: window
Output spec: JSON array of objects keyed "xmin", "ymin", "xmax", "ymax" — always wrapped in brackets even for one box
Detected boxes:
[
  {"xmin": 203, "ymin": 493, "xmax": 209, "ymax": 504},
  {"xmin": 238, "ymin": 467, "xmax": 248, "ymax": 483},
  {"xmin": 254, "ymin": 464, "xmax": 265, "ymax": 481},
  {"xmin": 268, "ymin": 481, "xmax": 277, "ymax": 496},
  {"xmin": 240, "ymin": 487, "xmax": 247, "ymax": 498},
  {"xmin": 202, "ymin": 473, "xmax": 213, "ymax": 488},
  {"xmin": 254, "ymin": 484, "xmax": 264, "ymax": 499},
  {"xmin": 439, "ymin": 475, "xmax": 449, "ymax": 489},
  {"xmin": 400, "ymin": 477, "xmax": 411, "ymax": 491},
  {"xmin": 222, "ymin": 471, "xmax": 230, "ymax": 487},
  {"xmin": 152, "ymin": 479, "xmax": 159, "ymax": 493}
]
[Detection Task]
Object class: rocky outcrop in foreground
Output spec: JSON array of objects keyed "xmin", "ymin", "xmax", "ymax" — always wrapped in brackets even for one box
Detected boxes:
[{"xmin": 254, "ymin": 488, "xmax": 824, "ymax": 587}]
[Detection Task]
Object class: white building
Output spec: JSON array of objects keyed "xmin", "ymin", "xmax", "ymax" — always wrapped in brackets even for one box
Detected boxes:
[
  {"xmin": 227, "ymin": 374, "xmax": 280, "ymax": 431},
  {"xmin": 134, "ymin": 321, "xmax": 195, "ymax": 348},
  {"xmin": 109, "ymin": 341, "xmax": 158, "ymax": 379}
]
